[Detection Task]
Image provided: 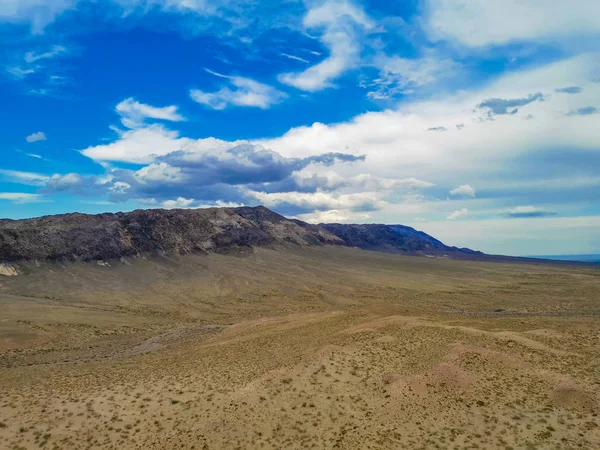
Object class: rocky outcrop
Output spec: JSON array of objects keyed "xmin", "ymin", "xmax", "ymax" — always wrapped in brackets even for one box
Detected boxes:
[
  {"xmin": 0, "ymin": 206, "xmax": 343, "ymax": 263},
  {"xmin": 0, "ymin": 263, "xmax": 19, "ymax": 276}
]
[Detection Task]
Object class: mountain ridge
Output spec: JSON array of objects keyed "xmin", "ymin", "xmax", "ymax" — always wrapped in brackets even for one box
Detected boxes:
[
  {"xmin": 0, "ymin": 206, "xmax": 342, "ymax": 263},
  {"xmin": 1, "ymin": 206, "xmax": 593, "ymax": 267}
]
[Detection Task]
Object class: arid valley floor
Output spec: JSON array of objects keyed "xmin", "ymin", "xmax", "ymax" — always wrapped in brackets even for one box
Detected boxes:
[{"xmin": 1, "ymin": 247, "xmax": 599, "ymax": 449}]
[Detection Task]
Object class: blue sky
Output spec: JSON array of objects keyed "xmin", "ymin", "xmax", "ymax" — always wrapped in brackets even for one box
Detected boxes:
[{"xmin": 1, "ymin": 0, "xmax": 599, "ymax": 256}]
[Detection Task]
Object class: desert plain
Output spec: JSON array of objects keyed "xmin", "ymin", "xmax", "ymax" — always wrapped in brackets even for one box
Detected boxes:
[{"xmin": 0, "ymin": 246, "xmax": 599, "ymax": 449}]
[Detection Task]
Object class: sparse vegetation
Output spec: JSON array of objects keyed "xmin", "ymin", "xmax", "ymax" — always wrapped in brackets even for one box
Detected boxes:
[{"xmin": 0, "ymin": 247, "xmax": 598, "ymax": 449}]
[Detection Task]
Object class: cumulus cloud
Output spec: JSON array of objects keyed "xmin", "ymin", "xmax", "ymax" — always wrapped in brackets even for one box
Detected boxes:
[
  {"xmin": 116, "ymin": 98, "xmax": 186, "ymax": 129},
  {"xmin": 250, "ymin": 190, "xmax": 385, "ymax": 213},
  {"xmin": 26, "ymin": 131, "xmax": 46, "ymax": 143},
  {"xmin": 555, "ymin": 86, "xmax": 582, "ymax": 94},
  {"xmin": 477, "ymin": 93, "xmax": 543, "ymax": 116},
  {"xmin": 449, "ymin": 184, "xmax": 476, "ymax": 198},
  {"xmin": 191, "ymin": 70, "xmax": 285, "ymax": 110},
  {"xmin": 502, "ymin": 206, "xmax": 557, "ymax": 218},
  {"xmin": 278, "ymin": 0, "xmax": 373, "ymax": 91},
  {"xmin": 69, "ymin": 96, "xmax": 376, "ymax": 208},
  {"xmin": 80, "ymin": 125, "xmax": 184, "ymax": 164},
  {"xmin": 566, "ymin": 106, "xmax": 597, "ymax": 116},
  {"xmin": 58, "ymin": 121, "xmax": 369, "ymax": 207},
  {"xmin": 447, "ymin": 208, "xmax": 469, "ymax": 220}
]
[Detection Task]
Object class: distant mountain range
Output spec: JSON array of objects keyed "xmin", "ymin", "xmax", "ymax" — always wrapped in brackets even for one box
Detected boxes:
[
  {"xmin": 320, "ymin": 223, "xmax": 483, "ymax": 258},
  {"xmin": 528, "ymin": 254, "xmax": 600, "ymax": 263},
  {"xmin": 0, "ymin": 206, "xmax": 595, "ymax": 266}
]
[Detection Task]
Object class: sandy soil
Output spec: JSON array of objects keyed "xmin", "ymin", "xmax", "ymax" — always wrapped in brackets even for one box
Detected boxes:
[{"xmin": 0, "ymin": 247, "xmax": 598, "ymax": 449}]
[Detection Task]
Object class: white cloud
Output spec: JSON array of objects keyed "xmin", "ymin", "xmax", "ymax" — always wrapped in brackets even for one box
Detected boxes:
[
  {"xmin": 157, "ymin": 197, "xmax": 196, "ymax": 209},
  {"xmin": 109, "ymin": 181, "xmax": 131, "ymax": 195},
  {"xmin": 191, "ymin": 70, "xmax": 285, "ymax": 109},
  {"xmin": 0, "ymin": 192, "xmax": 44, "ymax": 203},
  {"xmin": 425, "ymin": 0, "xmax": 600, "ymax": 48},
  {"xmin": 257, "ymin": 54, "xmax": 600, "ymax": 184},
  {"xmin": 116, "ymin": 98, "xmax": 186, "ymax": 129},
  {"xmin": 250, "ymin": 190, "xmax": 385, "ymax": 212},
  {"xmin": 449, "ymin": 184, "xmax": 476, "ymax": 198},
  {"xmin": 80, "ymin": 124, "xmax": 185, "ymax": 164},
  {"xmin": 278, "ymin": 0, "xmax": 374, "ymax": 91},
  {"xmin": 291, "ymin": 170, "xmax": 435, "ymax": 192},
  {"xmin": 26, "ymin": 131, "xmax": 46, "ymax": 143},
  {"xmin": 280, "ymin": 53, "xmax": 310, "ymax": 64},
  {"xmin": 447, "ymin": 208, "xmax": 469, "ymax": 220},
  {"xmin": 295, "ymin": 209, "xmax": 371, "ymax": 224}
]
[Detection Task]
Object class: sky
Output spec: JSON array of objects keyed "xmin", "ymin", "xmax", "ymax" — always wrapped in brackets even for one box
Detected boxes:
[{"xmin": 1, "ymin": 0, "xmax": 599, "ymax": 256}]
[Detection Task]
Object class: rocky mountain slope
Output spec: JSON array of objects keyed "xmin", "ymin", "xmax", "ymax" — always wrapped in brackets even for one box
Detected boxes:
[
  {"xmin": 0, "ymin": 206, "xmax": 342, "ymax": 263},
  {"xmin": 0, "ymin": 206, "xmax": 593, "ymax": 270},
  {"xmin": 321, "ymin": 223, "xmax": 482, "ymax": 258}
]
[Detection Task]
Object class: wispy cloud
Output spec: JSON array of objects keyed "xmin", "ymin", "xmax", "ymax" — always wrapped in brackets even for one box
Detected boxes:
[
  {"xmin": 24, "ymin": 45, "xmax": 67, "ymax": 63},
  {"xmin": 278, "ymin": 0, "xmax": 374, "ymax": 92},
  {"xmin": 555, "ymin": 86, "xmax": 582, "ymax": 94},
  {"xmin": 191, "ymin": 69, "xmax": 286, "ymax": 110},
  {"xmin": 502, "ymin": 206, "xmax": 557, "ymax": 218},
  {"xmin": 477, "ymin": 93, "xmax": 544, "ymax": 117},
  {"xmin": 447, "ymin": 208, "xmax": 469, "ymax": 220},
  {"xmin": 6, "ymin": 66, "xmax": 36, "ymax": 79},
  {"xmin": 0, "ymin": 192, "xmax": 44, "ymax": 203},
  {"xmin": 367, "ymin": 54, "xmax": 462, "ymax": 100},
  {"xmin": 280, "ymin": 53, "xmax": 310, "ymax": 64},
  {"xmin": 0, "ymin": 169, "xmax": 49, "ymax": 186},
  {"xmin": 115, "ymin": 98, "xmax": 186, "ymax": 129},
  {"xmin": 566, "ymin": 106, "xmax": 597, "ymax": 116}
]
